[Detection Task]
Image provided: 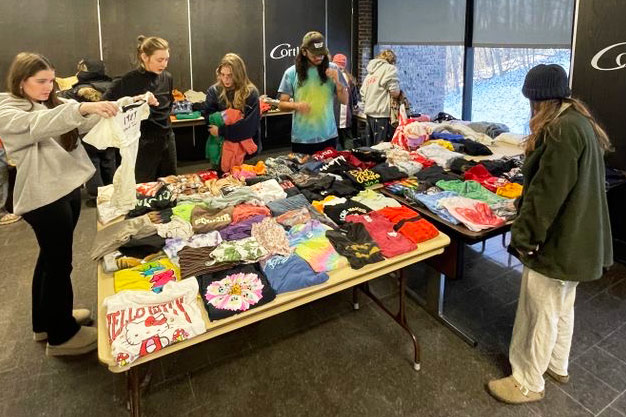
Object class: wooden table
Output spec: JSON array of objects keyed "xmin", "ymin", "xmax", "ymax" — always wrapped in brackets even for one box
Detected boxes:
[{"xmin": 98, "ymin": 233, "xmax": 450, "ymax": 416}]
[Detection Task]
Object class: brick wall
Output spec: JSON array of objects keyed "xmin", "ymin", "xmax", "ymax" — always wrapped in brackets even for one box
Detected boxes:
[
  {"xmin": 356, "ymin": 0, "xmax": 449, "ymax": 117},
  {"xmin": 356, "ymin": 0, "xmax": 374, "ymax": 84}
]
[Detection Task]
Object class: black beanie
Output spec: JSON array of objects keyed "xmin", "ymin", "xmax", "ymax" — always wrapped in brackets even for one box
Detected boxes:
[{"xmin": 522, "ymin": 64, "xmax": 571, "ymax": 101}]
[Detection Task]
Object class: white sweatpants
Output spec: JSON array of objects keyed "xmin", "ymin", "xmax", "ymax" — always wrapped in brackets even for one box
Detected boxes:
[{"xmin": 509, "ymin": 266, "xmax": 578, "ymax": 392}]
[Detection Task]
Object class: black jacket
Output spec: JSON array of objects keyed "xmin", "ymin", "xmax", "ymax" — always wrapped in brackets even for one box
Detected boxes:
[
  {"xmin": 104, "ymin": 68, "xmax": 173, "ymax": 130},
  {"xmin": 203, "ymin": 84, "xmax": 261, "ymax": 149}
]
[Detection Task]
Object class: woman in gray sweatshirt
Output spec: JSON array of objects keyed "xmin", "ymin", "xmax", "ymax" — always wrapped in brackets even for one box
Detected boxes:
[
  {"xmin": 360, "ymin": 50, "xmax": 401, "ymax": 146},
  {"xmin": 0, "ymin": 52, "xmax": 118, "ymax": 356}
]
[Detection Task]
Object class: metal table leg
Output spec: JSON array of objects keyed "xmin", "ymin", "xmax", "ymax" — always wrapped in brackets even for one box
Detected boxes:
[
  {"xmin": 357, "ymin": 269, "xmax": 421, "ymax": 371},
  {"xmin": 126, "ymin": 367, "xmax": 141, "ymax": 417},
  {"xmin": 407, "ymin": 272, "xmax": 477, "ymax": 347}
]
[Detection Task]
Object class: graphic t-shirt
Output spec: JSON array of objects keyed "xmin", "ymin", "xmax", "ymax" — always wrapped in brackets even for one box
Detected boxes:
[
  {"xmin": 287, "ymin": 220, "xmax": 348, "ymax": 272},
  {"xmin": 103, "ymin": 278, "xmax": 206, "ymax": 367},
  {"xmin": 326, "ymin": 222, "xmax": 385, "ymax": 269},
  {"xmin": 114, "ymin": 257, "xmax": 181, "ymax": 293},
  {"xmin": 323, "ymin": 200, "xmax": 371, "ymax": 224},
  {"xmin": 260, "ymin": 253, "xmax": 329, "ymax": 294},
  {"xmin": 196, "ymin": 264, "xmax": 276, "ymax": 321},
  {"xmin": 278, "ymin": 64, "xmax": 343, "ymax": 144},
  {"xmin": 345, "ymin": 212, "xmax": 416, "ymax": 258},
  {"xmin": 83, "ymin": 96, "xmax": 151, "ymax": 212}
]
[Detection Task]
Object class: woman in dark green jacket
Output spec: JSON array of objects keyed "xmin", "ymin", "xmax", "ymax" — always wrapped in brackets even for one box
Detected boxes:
[{"xmin": 488, "ymin": 64, "xmax": 613, "ymax": 404}]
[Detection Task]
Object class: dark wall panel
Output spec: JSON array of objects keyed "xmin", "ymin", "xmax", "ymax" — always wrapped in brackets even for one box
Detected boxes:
[
  {"xmin": 327, "ymin": 0, "xmax": 353, "ymax": 69},
  {"xmin": 190, "ymin": 0, "xmax": 263, "ymax": 94},
  {"xmin": 100, "ymin": 0, "xmax": 191, "ymax": 90},
  {"xmin": 265, "ymin": 0, "xmax": 326, "ymax": 98},
  {"xmin": 571, "ymin": 0, "xmax": 626, "ymax": 169},
  {"xmin": 0, "ymin": 0, "xmax": 99, "ymax": 85}
]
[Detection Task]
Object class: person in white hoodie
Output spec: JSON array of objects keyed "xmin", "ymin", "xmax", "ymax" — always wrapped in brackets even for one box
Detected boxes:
[
  {"xmin": 360, "ymin": 50, "xmax": 401, "ymax": 146},
  {"xmin": 0, "ymin": 52, "xmax": 119, "ymax": 356}
]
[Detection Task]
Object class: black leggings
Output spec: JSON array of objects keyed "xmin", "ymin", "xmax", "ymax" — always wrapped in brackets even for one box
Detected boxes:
[
  {"xmin": 136, "ymin": 128, "xmax": 177, "ymax": 183},
  {"xmin": 22, "ymin": 188, "xmax": 81, "ymax": 345}
]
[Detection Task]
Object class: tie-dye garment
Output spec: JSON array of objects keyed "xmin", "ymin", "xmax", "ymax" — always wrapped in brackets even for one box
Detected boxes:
[
  {"xmin": 287, "ymin": 220, "xmax": 348, "ymax": 273},
  {"xmin": 278, "ymin": 64, "xmax": 345, "ymax": 144}
]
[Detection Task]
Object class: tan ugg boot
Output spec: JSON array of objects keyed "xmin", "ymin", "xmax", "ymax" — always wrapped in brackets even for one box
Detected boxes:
[
  {"xmin": 487, "ymin": 375, "xmax": 545, "ymax": 404},
  {"xmin": 45, "ymin": 326, "xmax": 97, "ymax": 356},
  {"xmin": 545, "ymin": 368, "xmax": 570, "ymax": 384},
  {"xmin": 34, "ymin": 309, "xmax": 94, "ymax": 342}
]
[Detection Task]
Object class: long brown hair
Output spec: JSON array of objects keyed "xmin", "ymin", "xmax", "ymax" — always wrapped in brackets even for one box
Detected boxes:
[
  {"xmin": 136, "ymin": 35, "xmax": 169, "ymax": 70},
  {"xmin": 525, "ymin": 97, "xmax": 612, "ymax": 154},
  {"xmin": 6, "ymin": 52, "xmax": 79, "ymax": 151},
  {"xmin": 215, "ymin": 53, "xmax": 257, "ymax": 111},
  {"xmin": 295, "ymin": 49, "xmax": 329, "ymax": 87}
]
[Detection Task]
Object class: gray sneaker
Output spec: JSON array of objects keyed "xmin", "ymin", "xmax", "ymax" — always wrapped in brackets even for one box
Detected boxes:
[
  {"xmin": 45, "ymin": 326, "xmax": 97, "ymax": 357},
  {"xmin": 34, "ymin": 309, "xmax": 94, "ymax": 342}
]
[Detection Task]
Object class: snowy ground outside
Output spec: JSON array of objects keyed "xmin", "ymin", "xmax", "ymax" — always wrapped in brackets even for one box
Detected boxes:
[{"xmin": 444, "ymin": 49, "xmax": 571, "ymax": 134}]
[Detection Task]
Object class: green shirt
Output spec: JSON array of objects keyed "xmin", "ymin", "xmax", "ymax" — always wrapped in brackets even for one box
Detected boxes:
[{"xmin": 511, "ymin": 107, "xmax": 613, "ymax": 281}]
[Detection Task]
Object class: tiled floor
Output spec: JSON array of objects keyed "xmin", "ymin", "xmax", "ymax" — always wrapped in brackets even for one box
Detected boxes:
[{"xmin": 0, "ymin": 166, "xmax": 625, "ymax": 416}]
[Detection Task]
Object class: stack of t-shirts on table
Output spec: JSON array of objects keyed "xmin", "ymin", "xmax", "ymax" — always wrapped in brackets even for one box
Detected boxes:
[{"xmin": 97, "ymin": 145, "xmax": 454, "ymax": 355}]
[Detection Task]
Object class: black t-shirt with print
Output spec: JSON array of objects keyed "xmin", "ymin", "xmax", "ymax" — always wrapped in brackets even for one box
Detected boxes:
[
  {"xmin": 196, "ymin": 264, "xmax": 276, "ymax": 321},
  {"xmin": 326, "ymin": 222, "xmax": 385, "ymax": 269},
  {"xmin": 319, "ymin": 156, "xmax": 356, "ymax": 175},
  {"xmin": 351, "ymin": 148, "xmax": 387, "ymax": 164},
  {"xmin": 371, "ymin": 162, "xmax": 407, "ymax": 182},
  {"xmin": 344, "ymin": 168, "xmax": 382, "ymax": 189},
  {"xmin": 415, "ymin": 166, "xmax": 462, "ymax": 187},
  {"xmin": 323, "ymin": 200, "xmax": 371, "ymax": 224},
  {"xmin": 127, "ymin": 185, "xmax": 176, "ymax": 218}
]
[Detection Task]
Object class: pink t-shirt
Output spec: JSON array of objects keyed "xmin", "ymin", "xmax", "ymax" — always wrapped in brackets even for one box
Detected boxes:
[{"xmin": 345, "ymin": 212, "xmax": 416, "ymax": 258}]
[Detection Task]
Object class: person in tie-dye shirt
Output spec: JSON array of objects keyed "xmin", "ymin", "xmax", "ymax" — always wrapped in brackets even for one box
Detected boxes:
[{"xmin": 278, "ymin": 31, "xmax": 348, "ymax": 154}]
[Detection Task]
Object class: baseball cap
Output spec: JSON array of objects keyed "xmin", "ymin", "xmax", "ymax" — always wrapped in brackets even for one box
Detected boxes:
[{"xmin": 301, "ymin": 31, "xmax": 329, "ymax": 56}]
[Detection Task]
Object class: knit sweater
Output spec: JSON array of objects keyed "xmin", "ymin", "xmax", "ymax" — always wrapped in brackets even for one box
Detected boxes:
[
  {"xmin": 0, "ymin": 93, "xmax": 98, "ymax": 215},
  {"xmin": 511, "ymin": 107, "xmax": 613, "ymax": 281}
]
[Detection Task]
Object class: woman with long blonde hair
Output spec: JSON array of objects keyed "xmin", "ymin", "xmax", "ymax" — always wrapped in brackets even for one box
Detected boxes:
[
  {"xmin": 488, "ymin": 64, "xmax": 613, "ymax": 404},
  {"xmin": 204, "ymin": 53, "xmax": 261, "ymax": 167}
]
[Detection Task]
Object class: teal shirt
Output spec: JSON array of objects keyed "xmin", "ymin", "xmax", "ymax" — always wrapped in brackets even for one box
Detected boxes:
[{"xmin": 278, "ymin": 64, "xmax": 341, "ymax": 144}]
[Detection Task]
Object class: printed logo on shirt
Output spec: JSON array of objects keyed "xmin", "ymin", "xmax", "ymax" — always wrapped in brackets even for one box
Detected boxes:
[
  {"xmin": 348, "ymin": 169, "xmax": 381, "ymax": 186},
  {"xmin": 193, "ymin": 214, "xmax": 231, "ymax": 226},
  {"xmin": 106, "ymin": 296, "xmax": 193, "ymax": 343},
  {"xmin": 347, "ymin": 244, "xmax": 381, "ymax": 259},
  {"xmin": 339, "ymin": 207, "xmax": 369, "ymax": 222}
]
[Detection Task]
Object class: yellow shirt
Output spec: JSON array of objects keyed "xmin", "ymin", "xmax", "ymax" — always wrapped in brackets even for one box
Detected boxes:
[{"xmin": 114, "ymin": 258, "xmax": 181, "ymax": 293}]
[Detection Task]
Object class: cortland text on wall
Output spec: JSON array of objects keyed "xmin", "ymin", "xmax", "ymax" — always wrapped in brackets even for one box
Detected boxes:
[
  {"xmin": 590, "ymin": 41, "xmax": 626, "ymax": 71},
  {"xmin": 270, "ymin": 43, "xmax": 301, "ymax": 60}
]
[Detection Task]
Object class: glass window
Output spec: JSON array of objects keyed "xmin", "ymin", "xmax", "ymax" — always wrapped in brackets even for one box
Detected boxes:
[
  {"xmin": 378, "ymin": 0, "xmax": 466, "ymax": 45},
  {"xmin": 375, "ymin": 44, "xmax": 465, "ymax": 119},
  {"xmin": 473, "ymin": 0, "xmax": 575, "ymax": 48},
  {"xmin": 470, "ymin": 48, "xmax": 571, "ymax": 133}
]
